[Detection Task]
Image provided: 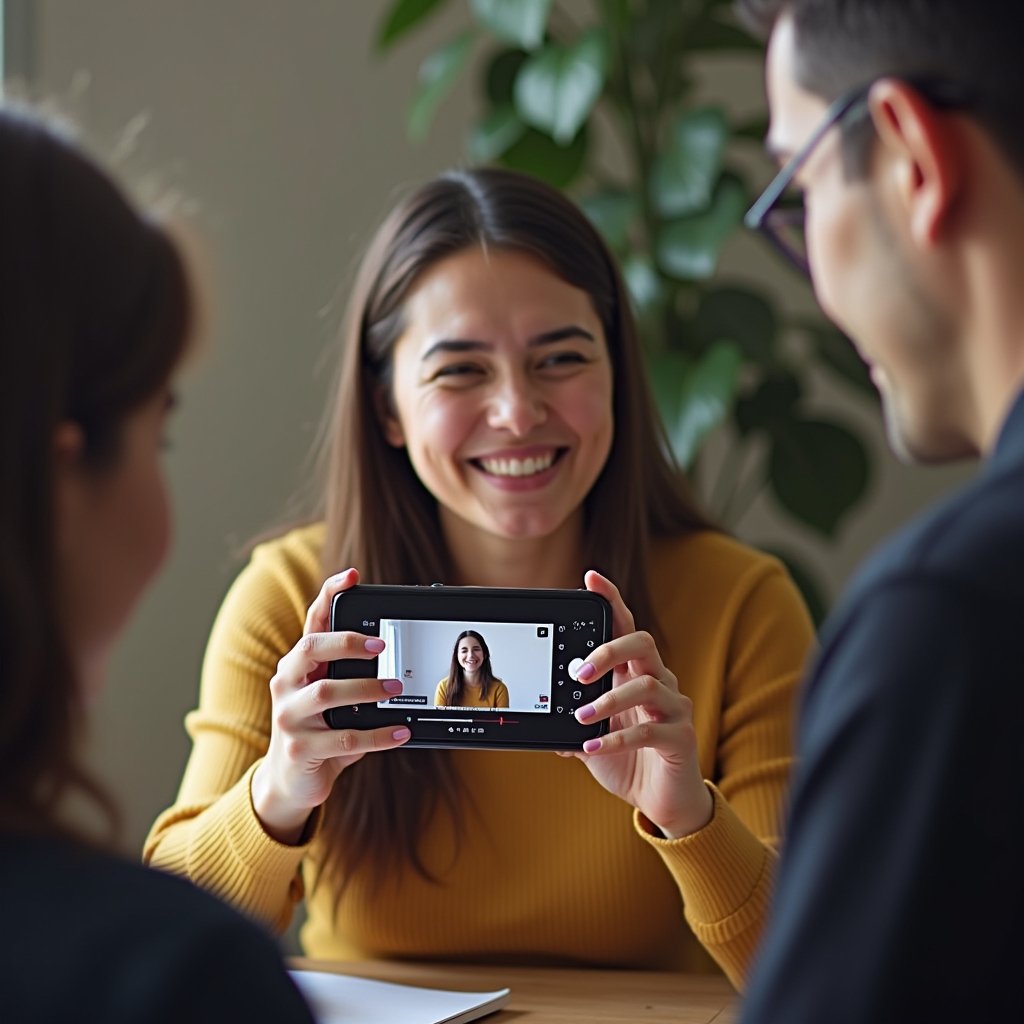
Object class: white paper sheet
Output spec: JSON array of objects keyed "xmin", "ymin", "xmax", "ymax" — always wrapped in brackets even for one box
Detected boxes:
[{"xmin": 289, "ymin": 968, "xmax": 511, "ymax": 1024}]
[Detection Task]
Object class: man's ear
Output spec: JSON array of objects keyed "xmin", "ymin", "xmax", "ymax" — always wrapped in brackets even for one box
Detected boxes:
[
  {"xmin": 374, "ymin": 387, "xmax": 405, "ymax": 448},
  {"xmin": 868, "ymin": 78, "xmax": 964, "ymax": 246}
]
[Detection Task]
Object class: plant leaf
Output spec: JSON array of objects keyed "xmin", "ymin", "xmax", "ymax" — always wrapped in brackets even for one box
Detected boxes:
[
  {"xmin": 471, "ymin": 0, "xmax": 552, "ymax": 51},
  {"xmin": 599, "ymin": 0, "xmax": 631, "ymax": 33},
  {"xmin": 655, "ymin": 173, "xmax": 747, "ymax": 281},
  {"xmin": 621, "ymin": 253, "xmax": 666, "ymax": 332},
  {"xmin": 733, "ymin": 113, "xmax": 770, "ymax": 142},
  {"xmin": 768, "ymin": 418, "xmax": 872, "ymax": 537},
  {"xmin": 513, "ymin": 28, "xmax": 609, "ymax": 144},
  {"xmin": 647, "ymin": 350, "xmax": 692, "ymax": 435},
  {"xmin": 670, "ymin": 341, "xmax": 744, "ymax": 467},
  {"xmin": 408, "ymin": 31, "xmax": 475, "ymax": 142},
  {"xmin": 680, "ymin": 13, "xmax": 762, "ymax": 52},
  {"xmin": 485, "ymin": 47, "xmax": 528, "ymax": 104},
  {"xmin": 795, "ymin": 318, "xmax": 877, "ymax": 399},
  {"xmin": 694, "ymin": 285, "xmax": 778, "ymax": 363},
  {"xmin": 626, "ymin": 0, "xmax": 686, "ymax": 67},
  {"xmin": 377, "ymin": 0, "xmax": 453, "ymax": 51},
  {"xmin": 581, "ymin": 188, "xmax": 638, "ymax": 252},
  {"xmin": 650, "ymin": 107, "xmax": 730, "ymax": 217},
  {"xmin": 735, "ymin": 373, "xmax": 802, "ymax": 436},
  {"xmin": 467, "ymin": 104, "xmax": 527, "ymax": 163},
  {"xmin": 498, "ymin": 126, "xmax": 588, "ymax": 187}
]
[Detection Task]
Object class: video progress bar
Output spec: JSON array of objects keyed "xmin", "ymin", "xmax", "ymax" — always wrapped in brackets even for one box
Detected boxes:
[{"xmin": 416, "ymin": 716, "xmax": 521, "ymax": 725}]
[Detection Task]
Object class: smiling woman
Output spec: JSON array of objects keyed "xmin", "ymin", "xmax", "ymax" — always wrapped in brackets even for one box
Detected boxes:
[
  {"xmin": 144, "ymin": 166, "xmax": 815, "ymax": 989},
  {"xmin": 381, "ymin": 244, "xmax": 614, "ymax": 548}
]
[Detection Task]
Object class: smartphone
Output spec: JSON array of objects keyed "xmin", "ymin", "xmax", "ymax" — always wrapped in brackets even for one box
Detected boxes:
[{"xmin": 325, "ymin": 584, "xmax": 613, "ymax": 750}]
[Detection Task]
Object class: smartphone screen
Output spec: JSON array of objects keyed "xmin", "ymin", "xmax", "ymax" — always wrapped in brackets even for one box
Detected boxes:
[{"xmin": 325, "ymin": 585, "xmax": 612, "ymax": 750}]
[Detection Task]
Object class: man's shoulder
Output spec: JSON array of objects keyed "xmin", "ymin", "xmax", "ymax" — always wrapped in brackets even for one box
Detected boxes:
[
  {"xmin": 837, "ymin": 460, "xmax": 1024, "ymax": 614},
  {"xmin": 811, "ymin": 460, "xmax": 1024, "ymax": 714}
]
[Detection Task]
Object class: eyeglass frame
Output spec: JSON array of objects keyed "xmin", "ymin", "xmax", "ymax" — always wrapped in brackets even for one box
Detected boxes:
[{"xmin": 744, "ymin": 78, "xmax": 972, "ymax": 277}]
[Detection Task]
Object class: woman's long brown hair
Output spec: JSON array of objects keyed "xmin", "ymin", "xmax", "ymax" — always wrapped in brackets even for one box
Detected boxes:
[
  {"xmin": 0, "ymin": 108, "xmax": 192, "ymax": 842},
  {"xmin": 311, "ymin": 167, "xmax": 713, "ymax": 893}
]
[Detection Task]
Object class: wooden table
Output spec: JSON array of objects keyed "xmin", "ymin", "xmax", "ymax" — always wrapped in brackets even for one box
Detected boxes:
[{"xmin": 291, "ymin": 958, "xmax": 738, "ymax": 1023}]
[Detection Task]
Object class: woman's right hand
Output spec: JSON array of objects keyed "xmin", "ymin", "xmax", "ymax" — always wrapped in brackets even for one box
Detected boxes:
[{"xmin": 251, "ymin": 567, "xmax": 411, "ymax": 844}]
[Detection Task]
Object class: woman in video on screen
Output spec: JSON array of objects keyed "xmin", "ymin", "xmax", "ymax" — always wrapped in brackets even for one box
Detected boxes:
[
  {"xmin": 145, "ymin": 167, "xmax": 815, "ymax": 990},
  {"xmin": 434, "ymin": 630, "xmax": 510, "ymax": 709},
  {"xmin": 0, "ymin": 107, "xmax": 313, "ymax": 1023}
]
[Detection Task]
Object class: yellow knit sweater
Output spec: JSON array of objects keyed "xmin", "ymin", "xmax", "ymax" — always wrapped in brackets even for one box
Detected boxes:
[
  {"xmin": 434, "ymin": 677, "xmax": 510, "ymax": 708},
  {"xmin": 144, "ymin": 524, "xmax": 813, "ymax": 989}
]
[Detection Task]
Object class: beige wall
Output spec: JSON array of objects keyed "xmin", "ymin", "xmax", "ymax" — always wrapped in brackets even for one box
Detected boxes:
[{"xmin": 19, "ymin": 1, "xmax": 973, "ymax": 862}]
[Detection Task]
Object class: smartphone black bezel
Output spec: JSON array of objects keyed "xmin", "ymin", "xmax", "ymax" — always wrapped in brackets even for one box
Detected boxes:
[{"xmin": 325, "ymin": 584, "xmax": 612, "ymax": 750}]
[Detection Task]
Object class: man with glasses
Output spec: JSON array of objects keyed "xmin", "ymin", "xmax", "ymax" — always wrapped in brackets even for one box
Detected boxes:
[{"xmin": 735, "ymin": 1, "xmax": 1024, "ymax": 1020}]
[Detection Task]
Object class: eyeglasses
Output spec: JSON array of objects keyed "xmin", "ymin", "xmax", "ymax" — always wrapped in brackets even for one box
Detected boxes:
[{"xmin": 744, "ymin": 79, "xmax": 970, "ymax": 277}]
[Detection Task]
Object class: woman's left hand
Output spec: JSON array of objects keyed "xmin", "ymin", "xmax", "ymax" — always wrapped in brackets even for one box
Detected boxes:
[{"xmin": 567, "ymin": 570, "xmax": 714, "ymax": 839}]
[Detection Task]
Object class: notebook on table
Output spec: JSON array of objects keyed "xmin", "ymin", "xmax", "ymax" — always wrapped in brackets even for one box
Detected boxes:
[{"xmin": 289, "ymin": 968, "xmax": 511, "ymax": 1024}]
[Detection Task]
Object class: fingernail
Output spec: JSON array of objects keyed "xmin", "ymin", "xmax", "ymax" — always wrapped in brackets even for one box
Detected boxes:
[
  {"xmin": 364, "ymin": 637, "xmax": 386, "ymax": 654},
  {"xmin": 583, "ymin": 738, "xmax": 602, "ymax": 754},
  {"xmin": 392, "ymin": 727, "xmax": 411, "ymax": 741},
  {"xmin": 576, "ymin": 703, "xmax": 596, "ymax": 722},
  {"xmin": 331, "ymin": 568, "xmax": 355, "ymax": 583},
  {"xmin": 576, "ymin": 662, "xmax": 596, "ymax": 682},
  {"xmin": 381, "ymin": 678, "xmax": 402, "ymax": 694}
]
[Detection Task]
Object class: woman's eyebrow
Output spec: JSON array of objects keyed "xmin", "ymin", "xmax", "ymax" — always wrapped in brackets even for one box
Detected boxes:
[
  {"xmin": 421, "ymin": 325, "xmax": 595, "ymax": 361},
  {"xmin": 531, "ymin": 325, "xmax": 596, "ymax": 346},
  {"xmin": 421, "ymin": 338, "xmax": 489, "ymax": 361}
]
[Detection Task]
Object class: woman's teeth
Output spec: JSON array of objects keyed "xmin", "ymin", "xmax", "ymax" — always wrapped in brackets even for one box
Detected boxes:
[{"xmin": 479, "ymin": 452, "xmax": 556, "ymax": 477}]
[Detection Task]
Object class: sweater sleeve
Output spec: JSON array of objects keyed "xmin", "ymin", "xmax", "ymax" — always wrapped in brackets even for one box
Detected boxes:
[
  {"xmin": 143, "ymin": 530, "xmax": 324, "ymax": 931},
  {"xmin": 638, "ymin": 549, "xmax": 815, "ymax": 989}
]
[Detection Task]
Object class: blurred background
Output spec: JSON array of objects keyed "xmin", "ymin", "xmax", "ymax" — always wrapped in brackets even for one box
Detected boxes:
[{"xmin": 3, "ymin": 0, "xmax": 970, "ymax": 878}]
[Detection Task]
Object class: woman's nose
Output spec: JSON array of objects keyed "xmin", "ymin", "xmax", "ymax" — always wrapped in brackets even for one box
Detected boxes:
[{"xmin": 486, "ymin": 374, "xmax": 547, "ymax": 436}]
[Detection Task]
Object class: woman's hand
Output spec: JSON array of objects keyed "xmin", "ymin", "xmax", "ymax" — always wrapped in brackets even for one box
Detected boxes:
[
  {"xmin": 567, "ymin": 570, "xmax": 714, "ymax": 839},
  {"xmin": 251, "ymin": 567, "xmax": 410, "ymax": 844}
]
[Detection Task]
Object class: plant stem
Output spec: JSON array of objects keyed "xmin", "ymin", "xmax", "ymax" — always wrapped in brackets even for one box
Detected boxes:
[{"xmin": 605, "ymin": 16, "xmax": 657, "ymax": 253}]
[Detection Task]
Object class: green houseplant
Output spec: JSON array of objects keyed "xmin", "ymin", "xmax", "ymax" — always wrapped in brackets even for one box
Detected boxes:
[{"xmin": 376, "ymin": 0, "xmax": 875, "ymax": 621}]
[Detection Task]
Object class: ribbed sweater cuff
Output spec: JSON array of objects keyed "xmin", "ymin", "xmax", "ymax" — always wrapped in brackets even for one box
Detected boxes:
[
  {"xmin": 236, "ymin": 759, "xmax": 322, "ymax": 855},
  {"xmin": 633, "ymin": 782, "xmax": 770, "ymax": 926},
  {"xmin": 193, "ymin": 761, "xmax": 321, "ymax": 915}
]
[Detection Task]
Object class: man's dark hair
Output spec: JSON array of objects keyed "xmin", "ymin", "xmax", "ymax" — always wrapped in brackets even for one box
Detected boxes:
[{"xmin": 735, "ymin": 0, "xmax": 1024, "ymax": 180}]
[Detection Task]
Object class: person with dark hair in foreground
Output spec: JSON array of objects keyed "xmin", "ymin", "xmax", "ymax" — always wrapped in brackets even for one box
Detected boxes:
[
  {"xmin": 735, "ymin": 1, "xmax": 1024, "ymax": 1020},
  {"xmin": 0, "ymin": 106, "xmax": 313, "ymax": 1023}
]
